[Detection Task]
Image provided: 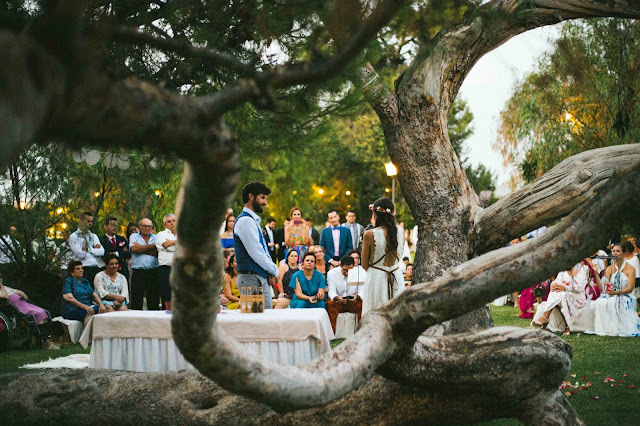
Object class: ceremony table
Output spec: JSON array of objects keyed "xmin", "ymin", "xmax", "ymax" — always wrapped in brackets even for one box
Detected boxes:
[{"xmin": 79, "ymin": 309, "xmax": 334, "ymax": 372}]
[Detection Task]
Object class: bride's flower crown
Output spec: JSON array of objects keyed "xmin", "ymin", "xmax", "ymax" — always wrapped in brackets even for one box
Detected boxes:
[{"xmin": 368, "ymin": 203, "xmax": 396, "ymax": 216}]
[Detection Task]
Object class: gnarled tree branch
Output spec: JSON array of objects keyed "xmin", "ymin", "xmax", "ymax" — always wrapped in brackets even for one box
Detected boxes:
[
  {"xmin": 472, "ymin": 144, "xmax": 640, "ymax": 254},
  {"xmin": 399, "ymin": 0, "xmax": 640, "ymax": 110}
]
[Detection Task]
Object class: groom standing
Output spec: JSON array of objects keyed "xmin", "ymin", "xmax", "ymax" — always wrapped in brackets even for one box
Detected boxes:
[
  {"xmin": 320, "ymin": 210, "xmax": 353, "ymax": 269},
  {"xmin": 233, "ymin": 181, "xmax": 279, "ymax": 308}
]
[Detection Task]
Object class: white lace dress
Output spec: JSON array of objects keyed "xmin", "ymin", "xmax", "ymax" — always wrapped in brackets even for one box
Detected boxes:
[{"xmin": 362, "ymin": 226, "xmax": 405, "ymax": 315}]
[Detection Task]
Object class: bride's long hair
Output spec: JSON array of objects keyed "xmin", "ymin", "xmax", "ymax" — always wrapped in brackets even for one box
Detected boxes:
[{"xmin": 372, "ymin": 197, "xmax": 398, "ymax": 257}]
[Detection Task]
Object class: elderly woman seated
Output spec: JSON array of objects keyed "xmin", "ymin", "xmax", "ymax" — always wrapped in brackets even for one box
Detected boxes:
[
  {"xmin": 93, "ymin": 254, "xmax": 129, "ymax": 311},
  {"xmin": 62, "ymin": 261, "xmax": 106, "ymax": 325},
  {"xmin": 289, "ymin": 252, "xmax": 327, "ymax": 309},
  {"xmin": 0, "ymin": 271, "xmax": 60, "ymax": 349}
]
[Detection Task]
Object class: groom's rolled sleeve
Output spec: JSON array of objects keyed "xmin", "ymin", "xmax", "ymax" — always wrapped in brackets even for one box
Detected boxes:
[{"xmin": 234, "ymin": 217, "xmax": 279, "ymax": 277}]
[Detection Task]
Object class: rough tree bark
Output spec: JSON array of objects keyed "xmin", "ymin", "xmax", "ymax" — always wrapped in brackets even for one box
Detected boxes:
[{"xmin": 1, "ymin": 1, "xmax": 640, "ymax": 425}]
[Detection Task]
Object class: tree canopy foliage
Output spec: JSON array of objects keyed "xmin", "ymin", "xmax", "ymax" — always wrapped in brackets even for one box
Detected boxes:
[
  {"xmin": 0, "ymin": 0, "xmax": 492, "ymax": 227},
  {"xmin": 496, "ymin": 18, "xmax": 640, "ymax": 186}
]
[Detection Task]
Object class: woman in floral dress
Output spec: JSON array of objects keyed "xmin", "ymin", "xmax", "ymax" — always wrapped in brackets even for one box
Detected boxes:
[{"xmin": 532, "ymin": 261, "xmax": 589, "ymax": 335}]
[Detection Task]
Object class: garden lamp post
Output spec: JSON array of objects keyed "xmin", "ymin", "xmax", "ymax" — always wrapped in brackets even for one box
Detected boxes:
[{"xmin": 385, "ymin": 162, "xmax": 398, "ymax": 204}]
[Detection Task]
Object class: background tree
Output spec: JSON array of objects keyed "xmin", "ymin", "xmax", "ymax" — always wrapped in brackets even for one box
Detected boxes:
[
  {"xmin": 1, "ymin": 1, "xmax": 640, "ymax": 425},
  {"xmin": 495, "ymin": 18, "xmax": 640, "ymax": 186}
]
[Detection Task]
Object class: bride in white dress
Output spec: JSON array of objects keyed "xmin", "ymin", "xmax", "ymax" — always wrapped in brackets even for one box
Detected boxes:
[{"xmin": 361, "ymin": 198, "xmax": 405, "ymax": 315}]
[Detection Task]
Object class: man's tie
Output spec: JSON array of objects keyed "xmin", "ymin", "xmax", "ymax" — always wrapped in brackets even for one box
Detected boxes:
[{"xmin": 111, "ymin": 237, "xmax": 116, "ymax": 248}]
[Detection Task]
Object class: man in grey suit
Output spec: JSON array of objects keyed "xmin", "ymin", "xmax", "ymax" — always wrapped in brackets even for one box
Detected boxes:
[{"xmin": 342, "ymin": 210, "xmax": 365, "ymax": 249}]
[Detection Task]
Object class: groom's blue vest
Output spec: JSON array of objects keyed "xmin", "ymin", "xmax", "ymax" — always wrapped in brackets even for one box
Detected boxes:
[{"xmin": 233, "ymin": 210, "xmax": 268, "ymax": 278}]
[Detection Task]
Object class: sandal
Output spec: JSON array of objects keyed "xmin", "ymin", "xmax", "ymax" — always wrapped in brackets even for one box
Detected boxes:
[
  {"xmin": 563, "ymin": 328, "xmax": 571, "ymax": 336},
  {"xmin": 532, "ymin": 317, "xmax": 548, "ymax": 328}
]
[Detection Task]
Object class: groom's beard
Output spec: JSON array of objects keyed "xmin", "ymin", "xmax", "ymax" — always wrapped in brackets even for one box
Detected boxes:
[{"xmin": 252, "ymin": 200, "xmax": 264, "ymax": 213}]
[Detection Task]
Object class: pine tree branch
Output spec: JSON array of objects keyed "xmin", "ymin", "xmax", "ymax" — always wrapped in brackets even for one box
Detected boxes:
[{"xmin": 108, "ymin": 25, "xmax": 257, "ymax": 76}]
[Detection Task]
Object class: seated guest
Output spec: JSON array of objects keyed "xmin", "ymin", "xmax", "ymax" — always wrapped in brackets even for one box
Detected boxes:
[
  {"xmin": 348, "ymin": 249, "xmax": 367, "ymax": 283},
  {"xmin": 223, "ymin": 248, "xmax": 235, "ymax": 269},
  {"xmin": 591, "ymin": 244, "xmax": 640, "ymax": 336},
  {"xmin": 313, "ymin": 246, "xmax": 327, "ymax": 277},
  {"xmin": 404, "ymin": 263, "xmax": 413, "ymax": 286},
  {"xmin": 400, "ymin": 256, "xmax": 410, "ymax": 274},
  {"xmin": 275, "ymin": 250, "xmax": 300, "ymax": 309},
  {"xmin": 278, "ymin": 250, "xmax": 299, "ymax": 286},
  {"xmin": 622, "ymin": 241, "xmax": 640, "ymax": 279},
  {"xmin": 582, "ymin": 259, "xmax": 601, "ymax": 301},
  {"xmin": 290, "ymin": 252, "xmax": 326, "ymax": 309},
  {"xmin": 93, "ymin": 254, "xmax": 129, "ymax": 311},
  {"xmin": 518, "ymin": 286, "xmax": 537, "ymax": 319},
  {"xmin": 62, "ymin": 261, "xmax": 106, "ymax": 325},
  {"xmin": 628, "ymin": 236, "xmax": 639, "ymax": 255},
  {"xmin": 326, "ymin": 256, "xmax": 362, "ymax": 333},
  {"xmin": 223, "ymin": 255, "xmax": 240, "ymax": 310},
  {"xmin": 533, "ymin": 261, "xmax": 589, "ymax": 335},
  {"xmin": 220, "ymin": 214, "xmax": 236, "ymax": 249},
  {"xmin": 0, "ymin": 272, "xmax": 60, "ymax": 349}
]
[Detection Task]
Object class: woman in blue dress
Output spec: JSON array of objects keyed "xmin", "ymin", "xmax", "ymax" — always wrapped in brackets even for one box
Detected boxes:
[
  {"xmin": 62, "ymin": 261, "xmax": 106, "ymax": 325},
  {"xmin": 591, "ymin": 244, "xmax": 640, "ymax": 336},
  {"xmin": 290, "ymin": 252, "xmax": 327, "ymax": 309},
  {"xmin": 221, "ymin": 214, "xmax": 235, "ymax": 249}
]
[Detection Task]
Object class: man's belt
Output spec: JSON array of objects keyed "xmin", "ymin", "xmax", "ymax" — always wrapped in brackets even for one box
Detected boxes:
[{"xmin": 238, "ymin": 270, "xmax": 261, "ymax": 275}]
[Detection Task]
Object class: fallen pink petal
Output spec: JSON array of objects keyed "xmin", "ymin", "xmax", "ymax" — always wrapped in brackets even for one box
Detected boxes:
[
  {"xmin": 629, "ymin": 385, "xmax": 637, "ymax": 389},
  {"xmin": 594, "ymin": 372, "xmax": 600, "ymax": 375},
  {"xmin": 593, "ymin": 396, "xmax": 600, "ymax": 400},
  {"xmin": 623, "ymin": 373, "xmax": 628, "ymax": 377},
  {"xmin": 581, "ymin": 376, "xmax": 587, "ymax": 381}
]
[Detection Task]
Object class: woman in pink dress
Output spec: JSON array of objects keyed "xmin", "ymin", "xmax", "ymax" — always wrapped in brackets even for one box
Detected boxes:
[
  {"xmin": 532, "ymin": 262, "xmax": 589, "ymax": 335},
  {"xmin": 1, "ymin": 277, "xmax": 60, "ymax": 349}
]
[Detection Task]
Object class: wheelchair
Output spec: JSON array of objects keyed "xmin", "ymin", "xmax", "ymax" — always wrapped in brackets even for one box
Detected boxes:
[{"xmin": 0, "ymin": 299, "xmax": 53, "ymax": 351}]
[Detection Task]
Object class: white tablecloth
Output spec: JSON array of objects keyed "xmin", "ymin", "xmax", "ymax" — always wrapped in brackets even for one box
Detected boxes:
[{"xmin": 80, "ymin": 309, "xmax": 334, "ymax": 372}]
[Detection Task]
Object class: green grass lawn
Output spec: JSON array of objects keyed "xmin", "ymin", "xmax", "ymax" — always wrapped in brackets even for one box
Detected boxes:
[
  {"xmin": 484, "ymin": 305, "xmax": 640, "ymax": 426},
  {"xmin": 1, "ymin": 307, "xmax": 639, "ymax": 425},
  {"xmin": 0, "ymin": 343, "xmax": 89, "ymax": 374}
]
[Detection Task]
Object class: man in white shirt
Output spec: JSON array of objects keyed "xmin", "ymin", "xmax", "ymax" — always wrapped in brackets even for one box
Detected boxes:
[
  {"xmin": 156, "ymin": 213, "xmax": 177, "ymax": 310},
  {"xmin": 68, "ymin": 212, "xmax": 104, "ymax": 285},
  {"xmin": 234, "ymin": 182, "xmax": 279, "ymax": 309},
  {"xmin": 326, "ymin": 256, "xmax": 362, "ymax": 333}
]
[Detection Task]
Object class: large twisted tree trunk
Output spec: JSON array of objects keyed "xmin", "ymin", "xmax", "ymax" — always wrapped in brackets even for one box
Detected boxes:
[
  {"xmin": 1, "ymin": 1, "xmax": 640, "ymax": 425},
  {"xmin": 366, "ymin": 0, "xmax": 640, "ymax": 335}
]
